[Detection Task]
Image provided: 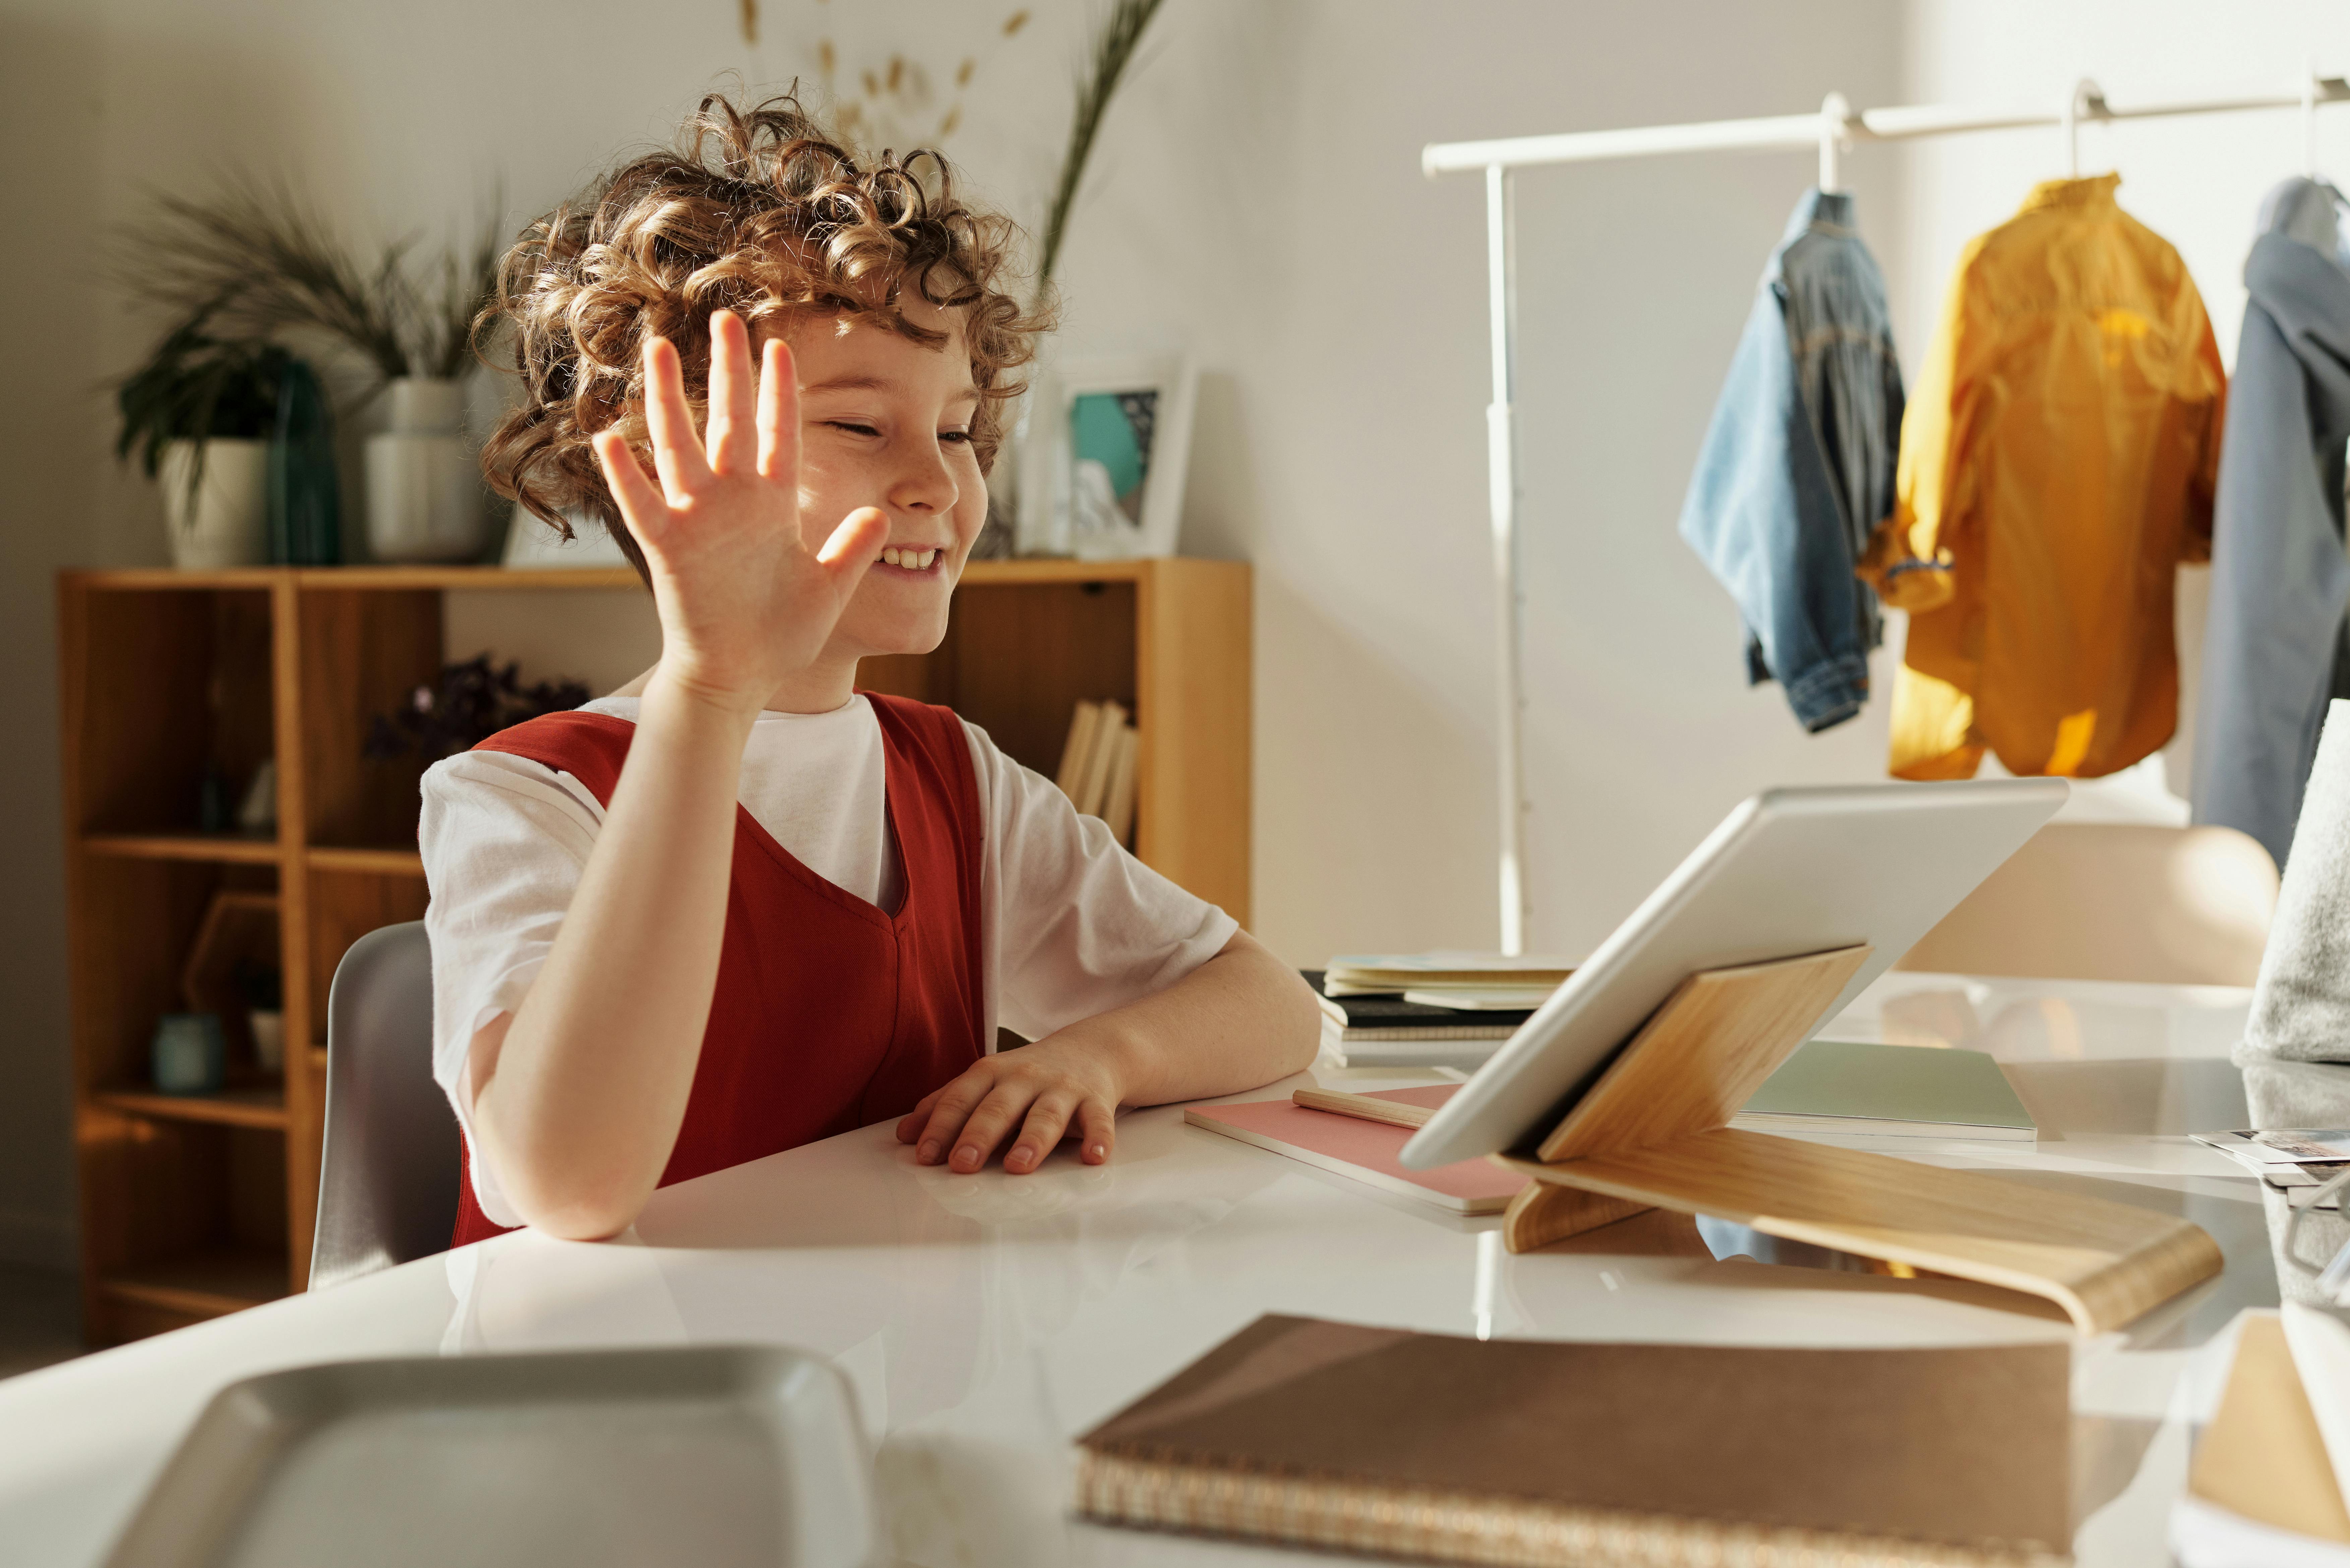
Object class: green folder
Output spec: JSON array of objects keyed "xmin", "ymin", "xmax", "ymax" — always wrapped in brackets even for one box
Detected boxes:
[{"xmin": 1733, "ymin": 1039, "xmax": 2036, "ymax": 1141}]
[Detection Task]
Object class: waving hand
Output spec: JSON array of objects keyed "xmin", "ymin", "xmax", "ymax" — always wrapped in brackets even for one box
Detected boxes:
[{"xmin": 592, "ymin": 310, "xmax": 888, "ymax": 714}]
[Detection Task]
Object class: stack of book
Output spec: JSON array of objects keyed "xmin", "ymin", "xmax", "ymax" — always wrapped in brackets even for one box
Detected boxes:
[
  {"xmin": 1309, "ymin": 952, "xmax": 1575, "ymax": 1069},
  {"xmin": 1055, "ymin": 699, "xmax": 1139, "ymax": 845}
]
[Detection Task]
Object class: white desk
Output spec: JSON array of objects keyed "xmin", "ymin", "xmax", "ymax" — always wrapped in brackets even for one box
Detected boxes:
[{"xmin": 0, "ymin": 972, "xmax": 2295, "ymax": 1566}]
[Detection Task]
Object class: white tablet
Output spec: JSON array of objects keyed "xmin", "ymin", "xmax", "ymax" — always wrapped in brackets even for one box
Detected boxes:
[{"xmin": 1399, "ymin": 779, "xmax": 2067, "ymax": 1170}]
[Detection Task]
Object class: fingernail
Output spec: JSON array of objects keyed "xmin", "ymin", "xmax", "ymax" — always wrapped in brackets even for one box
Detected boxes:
[
  {"xmin": 1090, "ymin": 1143, "xmax": 1107, "ymax": 1161},
  {"xmin": 919, "ymin": 1141, "xmax": 939, "ymax": 1163},
  {"xmin": 952, "ymin": 1146, "xmax": 977, "ymax": 1170}
]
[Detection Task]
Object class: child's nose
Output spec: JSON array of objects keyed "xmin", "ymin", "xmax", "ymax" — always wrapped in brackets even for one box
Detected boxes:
[{"xmin": 886, "ymin": 440, "xmax": 960, "ymax": 515}]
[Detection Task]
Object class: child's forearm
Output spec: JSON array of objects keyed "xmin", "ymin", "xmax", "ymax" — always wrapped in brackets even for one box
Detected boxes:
[
  {"xmin": 471, "ymin": 672, "xmax": 756, "ymax": 1238},
  {"xmin": 1077, "ymin": 930, "xmax": 1323, "ymax": 1107}
]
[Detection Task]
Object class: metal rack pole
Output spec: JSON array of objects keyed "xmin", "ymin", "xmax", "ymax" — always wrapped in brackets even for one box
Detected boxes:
[{"xmin": 1483, "ymin": 163, "xmax": 1528, "ymax": 955}]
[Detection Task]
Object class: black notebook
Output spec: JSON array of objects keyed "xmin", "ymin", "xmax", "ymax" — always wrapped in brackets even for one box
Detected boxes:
[{"xmin": 1303, "ymin": 970, "xmax": 1533, "ymax": 1040}]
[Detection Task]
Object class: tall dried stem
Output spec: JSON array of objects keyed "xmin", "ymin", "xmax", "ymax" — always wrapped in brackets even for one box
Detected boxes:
[{"xmin": 1037, "ymin": 0, "xmax": 1164, "ymax": 290}]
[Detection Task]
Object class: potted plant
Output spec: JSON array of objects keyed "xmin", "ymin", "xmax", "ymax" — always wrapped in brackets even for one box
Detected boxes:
[
  {"xmin": 115, "ymin": 309, "xmax": 291, "ymax": 569},
  {"xmin": 365, "ymin": 654, "xmax": 591, "ymax": 763},
  {"xmin": 120, "ymin": 183, "xmax": 502, "ymax": 563}
]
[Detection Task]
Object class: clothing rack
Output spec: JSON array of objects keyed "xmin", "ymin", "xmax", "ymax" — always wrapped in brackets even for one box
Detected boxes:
[{"xmin": 1424, "ymin": 73, "xmax": 2350, "ymax": 956}]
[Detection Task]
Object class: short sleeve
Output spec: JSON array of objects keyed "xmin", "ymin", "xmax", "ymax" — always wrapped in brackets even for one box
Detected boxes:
[
  {"xmin": 418, "ymin": 750, "xmax": 606, "ymax": 1229},
  {"xmin": 965, "ymin": 721, "xmax": 1238, "ymax": 1043}
]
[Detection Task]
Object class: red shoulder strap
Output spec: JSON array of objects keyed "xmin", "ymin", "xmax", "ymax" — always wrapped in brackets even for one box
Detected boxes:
[
  {"xmin": 863, "ymin": 693, "xmax": 980, "ymax": 804},
  {"xmin": 472, "ymin": 711, "xmax": 637, "ymax": 805}
]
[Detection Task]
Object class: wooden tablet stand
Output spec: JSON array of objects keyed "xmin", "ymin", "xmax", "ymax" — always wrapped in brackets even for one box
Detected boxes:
[{"xmin": 1491, "ymin": 945, "xmax": 2223, "ymax": 1335}]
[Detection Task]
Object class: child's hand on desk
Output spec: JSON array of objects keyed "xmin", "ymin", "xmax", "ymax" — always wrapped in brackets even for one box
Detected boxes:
[
  {"xmin": 592, "ymin": 310, "xmax": 889, "ymax": 714},
  {"xmin": 895, "ymin": 1039, "xmax": 1125, "ymax": 1174}
]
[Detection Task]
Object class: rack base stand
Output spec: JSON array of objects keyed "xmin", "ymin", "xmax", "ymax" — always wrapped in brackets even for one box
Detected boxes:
[{"xmin": 1492, "ymin": 946, "xmax": 2223, "ymax": 1335}]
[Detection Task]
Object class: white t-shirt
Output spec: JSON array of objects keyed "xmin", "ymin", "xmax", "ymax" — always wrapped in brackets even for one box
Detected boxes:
[{"xmin": 420, "ymin": 693, "xmax": 1238, "ymax": 1227}]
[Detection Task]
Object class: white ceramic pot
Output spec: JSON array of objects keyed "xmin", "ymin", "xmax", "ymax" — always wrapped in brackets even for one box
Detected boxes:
[
  {"xmin": 365, "ymin": 377, "xmax": 485, "ymax": 562},
  {"xmin": 158, "ymin": 438, "xmax": 269, "ymax": 569}
]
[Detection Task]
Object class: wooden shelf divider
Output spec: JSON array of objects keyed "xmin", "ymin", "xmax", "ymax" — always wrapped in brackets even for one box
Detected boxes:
[{"xmin": 59, "ymin": 556, "xmax": 1249, "ymax": 1346}]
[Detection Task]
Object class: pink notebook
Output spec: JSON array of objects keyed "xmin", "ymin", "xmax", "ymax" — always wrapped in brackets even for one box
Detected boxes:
[{"xmin": 1184, "ymin": 1085, "xmax": 1521, "ymax": 1214}]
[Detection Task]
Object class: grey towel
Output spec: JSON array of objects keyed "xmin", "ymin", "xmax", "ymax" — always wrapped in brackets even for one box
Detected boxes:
[{"xmin": 2240, "ymin": 699, "xmax": 2350, "ymax": 1063}]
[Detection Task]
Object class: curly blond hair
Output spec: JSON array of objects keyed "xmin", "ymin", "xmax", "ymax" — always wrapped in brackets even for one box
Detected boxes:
[{"xmin": 478, "ymin": 90, "xmax": 1050, "ymax": 580}]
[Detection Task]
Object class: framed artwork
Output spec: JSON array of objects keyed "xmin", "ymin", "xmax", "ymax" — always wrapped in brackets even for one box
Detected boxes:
[{"xmin": 1017, "ymin": 355, "xmax": 1197, "ymax": 560}]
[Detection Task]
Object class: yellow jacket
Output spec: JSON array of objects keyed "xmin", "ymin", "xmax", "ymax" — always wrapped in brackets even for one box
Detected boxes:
[{"xmin": 1861, "ymin": 174, "xmax": 2225, "ymax": 780}]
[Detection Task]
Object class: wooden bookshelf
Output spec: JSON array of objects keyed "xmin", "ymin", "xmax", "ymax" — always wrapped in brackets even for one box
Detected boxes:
[{"xmin": 57, "ymin": 558, "xmax": 1250, "ymax": 1343}]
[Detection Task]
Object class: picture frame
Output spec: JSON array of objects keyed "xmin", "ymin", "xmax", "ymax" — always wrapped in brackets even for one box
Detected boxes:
[{"xmin": 1016, "ymin": 354, "xmax": 1197, "ymax": 560}]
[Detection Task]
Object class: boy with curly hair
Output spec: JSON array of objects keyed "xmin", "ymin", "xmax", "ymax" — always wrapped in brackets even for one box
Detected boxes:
[{"xmin": 425, "ymin": 93, "xmax": 1318, "ymax": 1243}]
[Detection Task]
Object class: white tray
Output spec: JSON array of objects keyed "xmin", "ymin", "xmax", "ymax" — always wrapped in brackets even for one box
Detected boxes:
[{"xmin": 103, "ymin": 1345, "xmax": 881, "ymax": 1568}]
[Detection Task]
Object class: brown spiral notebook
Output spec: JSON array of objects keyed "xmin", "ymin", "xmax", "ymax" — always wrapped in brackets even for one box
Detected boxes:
[{"xmin": 1075, "ymin": 1315, "xmax": 2072, "ymax": 1567}]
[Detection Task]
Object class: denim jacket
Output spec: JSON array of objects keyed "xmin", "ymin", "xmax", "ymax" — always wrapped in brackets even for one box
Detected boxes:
[
  {"xmin": 1679, "ymin": 189, "xmax": 1903, "ymax": 732},
  {"xmin": 2193, "ymin": 178, "xmax": 2350, "ymax": 866}
]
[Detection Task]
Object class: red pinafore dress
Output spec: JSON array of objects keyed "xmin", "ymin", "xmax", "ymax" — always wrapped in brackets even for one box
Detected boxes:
[{"xmin": 449, "ymin": 693, "xmax": 987, "ymax": 1246}]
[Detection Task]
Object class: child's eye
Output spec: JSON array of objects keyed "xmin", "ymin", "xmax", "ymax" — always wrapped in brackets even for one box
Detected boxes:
[
  {"xmin": 940, "ymin": 429, "xmax": 973, "ymax": 445},
  {"xmin": 826, "ymin": 420, "xmax": 881, "ymax": 438}
]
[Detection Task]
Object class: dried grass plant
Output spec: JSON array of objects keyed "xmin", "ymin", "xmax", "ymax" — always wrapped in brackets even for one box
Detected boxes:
[
  {"xmin": 119, "ymin": 179, "xmax": 502, "ymax": 385},
  {"xmin": 806, "ymin": 7, "xmax": 1032, "ymax": 152},
  {"xmin": 1038, "ymin": 0, "xmax": 1164, "ymax": 288}
]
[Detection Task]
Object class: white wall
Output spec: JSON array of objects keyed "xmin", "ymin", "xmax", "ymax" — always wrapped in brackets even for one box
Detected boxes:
[{"xmin": 1211, "ymin": 2, "xmax": 1908, "ymax": 968}]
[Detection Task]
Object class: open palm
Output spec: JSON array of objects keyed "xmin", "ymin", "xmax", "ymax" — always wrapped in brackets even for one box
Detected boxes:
[{"xmin": 591, "ymin": 311, "xmax": 888, "ymax": 714}]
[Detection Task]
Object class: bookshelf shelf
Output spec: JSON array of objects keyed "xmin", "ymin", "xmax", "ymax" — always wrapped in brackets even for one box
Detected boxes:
[
  {"xmin": 83, "ymin": 832, "xmax": 284, "ymax": 865},
  {"xmin": 59, "ymin": 556, "xmax": 1249, "ymax": 1346},
  {"xmin": 306, "ymin": 845, "xmax": 427, "ymax": 877},
  {"xmin": 91, "ymin": 1086, "xmax": 290, "ymax": 1131}
]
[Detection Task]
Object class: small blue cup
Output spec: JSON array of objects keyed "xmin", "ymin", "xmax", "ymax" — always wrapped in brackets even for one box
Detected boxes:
[{"xmin": 153, "ymin": 1013, "xmax": 226, "ymax": 1096}]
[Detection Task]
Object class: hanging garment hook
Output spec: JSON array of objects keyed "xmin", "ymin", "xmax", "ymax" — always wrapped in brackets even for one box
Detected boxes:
[
  {"xmin": 1818, "ymin": 91, "xmax": 1852, "ymax": 194},
  {"xmin": 2064, "ymin": 77, "xmax": 2106, "ymax": 178}
]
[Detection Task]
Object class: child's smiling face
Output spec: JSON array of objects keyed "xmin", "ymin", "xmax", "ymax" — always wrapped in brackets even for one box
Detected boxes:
[{"xmin": 782, "ymin": 289, "xmax": 987, "ymax": 664}]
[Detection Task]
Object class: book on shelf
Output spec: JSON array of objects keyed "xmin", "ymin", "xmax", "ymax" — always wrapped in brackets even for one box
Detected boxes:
[
  {"xmin": 1076, "ymin": 700, "xmax": 1127, "ymax": 816},
  {"xmin": 1077, "ymin": 1314, "xmax": 2071, "ymax": 1567},
  {"xmin": 1101, "ymin": 723, "xmax": 1139, "ymax": 843},
  {"xmin": 1730, "ymin": 1038, "xmax": 2038, "ymax": 1142},
  {"xmin": 1054, "ymin": 699, "xmax": 1136, "ymax": 836},
  {"xmin": 1054, "ymin": 701, "xmax": 1105, "ymax": 802}
]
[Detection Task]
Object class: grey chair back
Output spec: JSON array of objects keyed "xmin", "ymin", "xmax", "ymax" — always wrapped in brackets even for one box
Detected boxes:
[{"xmin": 310, "ymin": 921, "xmax": 458, "ymax": 1290}]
